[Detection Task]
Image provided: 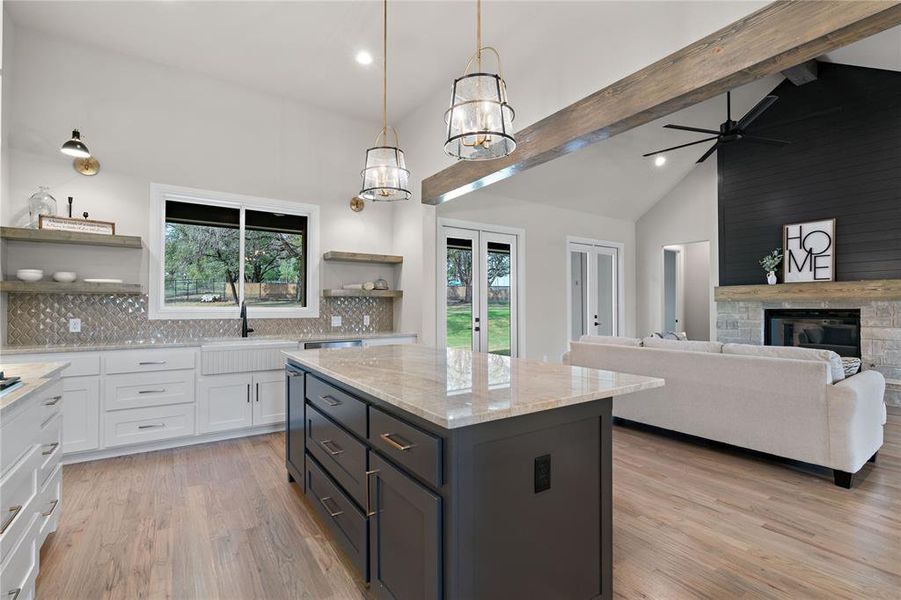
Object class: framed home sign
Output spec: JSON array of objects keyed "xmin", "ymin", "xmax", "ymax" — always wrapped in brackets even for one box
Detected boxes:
[
  {"xmin": 39, "ymin": 215, "xmax": 116, "ymax": 235},
  {"xmin": 783, "ymin": 218, "xmax": 835, "ymax": 282}
]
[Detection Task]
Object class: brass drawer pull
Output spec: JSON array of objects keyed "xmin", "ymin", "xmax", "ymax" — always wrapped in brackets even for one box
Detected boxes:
[
  {"xmin": 138, "ymin": 423, "xmax": 165, "ymax": 429},
  {"xmin": 319, "ymin": 496, "xmax": 344, "ymax": 518},
  {"xmin": 0, "ymin": 505, "xmax": 22, "ymax": 534},
  {"xmin": 138, "ymin": 360, "xmax": 167, "ymax": 365},
  {"xmin": 41, "ymin": 499, "xmax": 59, "ymax": 517},
  {"xmin": 7, "ymin": 588, "xmax": 21, "ymax": 600},
  {"xmin": 365, "ymin": 470, "xmax": 380, "ymax": 517},
  {"xmin": 380, "ymin": 432, "xmax": 415, "ymax": 452},
  {"xmin": 43, "ymin": 395, "xmax": 63, "ymax": 406},
  {"xmin": 319, "ymin": 439, "xmax": 344, "ymax": 456},
  {"xmin": 319, "ymin": 394, "xmax": 342, "ymax": 407},
  {"xmin": 138, "ymin": 389, "xmax": 167, "ymax": 394},
  {"xmin": 42, "ymin": 442, "xmax": 60, "ymax": 455}
]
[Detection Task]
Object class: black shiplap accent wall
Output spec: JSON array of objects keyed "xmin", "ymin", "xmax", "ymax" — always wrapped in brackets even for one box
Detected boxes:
[{"xmin": 718, "ymin": 62, "xmax": 901, "ymax": 286}]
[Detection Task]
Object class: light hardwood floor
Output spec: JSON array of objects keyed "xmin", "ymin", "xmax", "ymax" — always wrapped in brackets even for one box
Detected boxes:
[{"xmin": 38, "ymin": 414, "xmax": 900, "ymax": 599}]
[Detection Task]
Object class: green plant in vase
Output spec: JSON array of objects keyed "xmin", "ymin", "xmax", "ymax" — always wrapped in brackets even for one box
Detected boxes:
[{"xmin": 759, "ymin": 248, "xmax": 783, "ymax": 285}]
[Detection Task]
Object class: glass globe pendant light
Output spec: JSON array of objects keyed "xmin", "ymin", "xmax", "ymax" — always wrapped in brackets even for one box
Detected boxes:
[
  {"xmin": 360, "ymin": 0, "xmax": 411, "ymax": 202},
  {"xmin": 444, "ymin": 0, "xmax": 515, "ymax": 161}
]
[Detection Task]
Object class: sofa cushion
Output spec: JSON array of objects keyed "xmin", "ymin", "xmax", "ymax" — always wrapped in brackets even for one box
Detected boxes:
[
  {"xmin": 579, "ymin": 335, "xmax": 643, "ymax": 347},
  {"xmin": 722, "ymin": 343, "xmax": 845, "ymax": 383},
  {"xmin": 641, "ymin": 337, "xmax": 724, "ymax": 353}
]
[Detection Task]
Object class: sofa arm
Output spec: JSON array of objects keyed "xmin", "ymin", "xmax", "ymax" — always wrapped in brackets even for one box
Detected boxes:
[{"xmin": 826, "ymin": 370, "xmax": 886, "ymax": 472}]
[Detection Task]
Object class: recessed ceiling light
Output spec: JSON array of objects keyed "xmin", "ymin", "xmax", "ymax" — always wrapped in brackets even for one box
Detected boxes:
[
  {"xmin": 355, "ymin": 50, "xmax": 373, "ymax": 66},
  {"xmin": 654, "ymin": 155, "xmax": 666, "ymax": 167}
]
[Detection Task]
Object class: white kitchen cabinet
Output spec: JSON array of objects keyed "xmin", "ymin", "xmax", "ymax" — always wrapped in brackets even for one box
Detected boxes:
[
  {"xmin": 61, "ymin": 376, "xmax": 100, "ymax": 456},
  {"xmin": 198, "ymin": 373, "xmax": 253, "ymax": 434},
  {"xmin": 252, "ymin": 370, "xmax": 286, "ymax": 426}
]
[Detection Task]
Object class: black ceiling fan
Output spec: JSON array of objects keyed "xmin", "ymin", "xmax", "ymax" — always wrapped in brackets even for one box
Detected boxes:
[{"xmin": 643, "ymin": 91, "xmax": 789, "ymax": 163}]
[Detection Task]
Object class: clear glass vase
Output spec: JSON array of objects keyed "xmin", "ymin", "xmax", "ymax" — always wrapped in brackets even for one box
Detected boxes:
[{"xmin": 27, "ymin": 186, "xmax": 57, "ymax": 228}]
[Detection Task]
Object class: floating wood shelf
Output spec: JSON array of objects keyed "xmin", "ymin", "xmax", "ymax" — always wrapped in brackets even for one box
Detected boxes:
[
  {"xmin": 0, "ymin": 281, "xmax": 143, "ymax": 295},
  {"xmin": 322, "ymin": 289, "xmax": 403, "ymax": 298},
  {"xmin": 0, "ymin": 226, "xmax": 143, "ymax": 249},
  {"xmin": 323, "ymin": 251, "xmax": 403, "ymax": 265},
  {"xmin": 714, "ymin": 279, "xmax": 901, "ymax": 302}
]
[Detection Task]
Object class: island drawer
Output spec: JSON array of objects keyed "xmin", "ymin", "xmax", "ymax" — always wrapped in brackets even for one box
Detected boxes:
[
  {"xmin": 306, "ymin": 405, "xmax": 368, "ymax": 507},
  {"xmin": 305, "ymin": 375, "xmax": 367, "ymax": 439},
  {"xmin": 370, "ymin": 407, "xmax": 442, "ymax": 487},
  {"xmin": 305, "ymin": 455, "xmax": 368, "ymax": 580}
]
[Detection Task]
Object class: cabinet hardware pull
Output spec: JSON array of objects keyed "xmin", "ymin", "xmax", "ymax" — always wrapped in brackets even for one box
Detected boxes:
[
  {"xmin": 138, "ymin": 361, "xmax": 167, "ymax": 365},
  {"xmin": 320, "ymin": 395, "xmax": 342, "ymax": 407},
  {"xmin": 0, "ymin": 505, "xmax": 22, "ymax": 534},
  {"xmin": 365, "ymin": 470, "xmax": 380, "ymax": 517},
  {"xmin": 138, "ymin": 389, "xmax": 167, "ymax": 394},
  {"xmin": 138, "ymin": 423, "xmax": 165, "ymax": 429},
  {"xmin": 318, "ymin": 496, "xmax": 344, "ymax": 518},
  {"xmin": 43, "ymin": 395, "xmax": 62, "ymax": 406},
  {"xmin": 42, "ymin": 442, "xmax": 60, "ymax": 455},
  {"xmin": 41, "ymin": 499, "xmax": 59, "ymax": 517},
  {"xmin": 286, "ymin": 371, "xmax": 300, "ymax": 377},
  {"xmin": 319, "ymin": 439, "xmax": 344, "ymax": 456},
  {"xmin": 247, "ymin": 384, "xmax": 251, "ymax": 403},
  {"xmin": 7, "ymin": 588, "xmax": 21, "ymax": 600},
  {"xmin": 380, "ymin": 432, "xmax": 415, "ymax": 451},
  {"xmin": 256, "ymin": 382, "xmax": 259, "ymax": 402}
]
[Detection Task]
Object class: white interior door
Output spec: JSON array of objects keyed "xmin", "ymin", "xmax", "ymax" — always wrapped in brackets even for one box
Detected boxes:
[
  {"xmin": 440, "ymin": 224, "xmax": 519, "ymax": 356},
  {"xmin": 568, "ymin": 241, "xmax": 621, "ymax": 340}
]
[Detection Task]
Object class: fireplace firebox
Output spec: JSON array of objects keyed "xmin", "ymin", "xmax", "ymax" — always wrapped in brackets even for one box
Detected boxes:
[{"xmin": 764, "ymin": 309, "xmax": 861, "ymax": 358}]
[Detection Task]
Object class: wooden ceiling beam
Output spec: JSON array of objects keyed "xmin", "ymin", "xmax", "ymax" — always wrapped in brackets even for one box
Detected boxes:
[{"xmin": 422, "ymin": 1, "xmax": 901, "ymax": 205}]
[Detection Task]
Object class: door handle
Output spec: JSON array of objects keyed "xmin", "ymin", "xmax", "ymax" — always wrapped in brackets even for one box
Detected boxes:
[
  {"xmin": 380, "ymin": 432, "xmax": 415, "ymax": 451},
  {"xmin": 318, "ymin": 496, "xmax": 344, "ymax": 518},
  {"xmin": 473, "ymin": 326, "xmax": 480, "ymax": 332},
  {"xmin": 365, "ymin": 469, "xmax": 380, "ymax": 517},
  {"xmin": 247, "ymin": 384, "xmax": 251, "ymax": 403},
  {"xmin": 256, "ymin": 382, "xmax": 259, "ymax": 402}
]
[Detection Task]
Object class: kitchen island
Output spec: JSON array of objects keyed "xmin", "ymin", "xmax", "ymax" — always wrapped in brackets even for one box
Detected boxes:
[{"xmin": 284, "ymin": 345, "xmax": 664, "ymax": 600}]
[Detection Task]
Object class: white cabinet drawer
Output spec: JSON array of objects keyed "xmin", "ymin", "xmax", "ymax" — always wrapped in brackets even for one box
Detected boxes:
[
  {"xmin": 0, "ymin": 399, "xmax": 41, "ymax": 477},
  {"xmin": 38, "ymin": 380, "xmax": 64, "ymax": 426},
  {"xmin": 37, "ymin": 465, "xmax": 61, "ymax": 547},
  {"xmin": 0, "ymin": 446, "xmax": 41, "ymax": 562},
  {"xmin": 38, "ymin": 414, "xmax": 62, "ymax": 488},
  {"xmin": 0, "ymin": 508, "xmax": 39, "ymax": 600},
  {"xmin": 104, "ymin": 349, "xmax": 196, "ymax": 375},
  {"xmin": 103, "ymin": 404, "xmax": 196, "ymax": 448},
  {"xmin": 104, "ymin": 371, "xmax": 195, "ymax": 411}
]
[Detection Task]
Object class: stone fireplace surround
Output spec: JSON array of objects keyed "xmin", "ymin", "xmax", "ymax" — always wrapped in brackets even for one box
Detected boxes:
[{"xmin": 717, "ymin": 298, "xmax": 901, "ymax": 408}]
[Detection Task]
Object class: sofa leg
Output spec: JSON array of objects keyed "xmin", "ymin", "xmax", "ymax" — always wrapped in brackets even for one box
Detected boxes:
[
  {"xmin": 868, "ymin": 452, "xmax": 878, "ymax": 464},
  {"xmin": 833, "ymin": 470, "xmax": 854, "ymax": 489}
]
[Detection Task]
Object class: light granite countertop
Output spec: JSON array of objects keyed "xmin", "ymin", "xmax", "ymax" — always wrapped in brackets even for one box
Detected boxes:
[
  {"xmin": 284, "ymin": 345, "xmax": 664, "ymax": 429},
  {"xmin": 0, "ymin": 361, "xmax": 69, "ymax": 418},
  {"xmin": 0, "ymin": 332, "xmax": 418, "ymax": 356}
]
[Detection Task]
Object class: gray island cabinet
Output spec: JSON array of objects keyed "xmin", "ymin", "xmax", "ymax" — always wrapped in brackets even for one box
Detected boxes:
[{"xmin": 284, "ymin": 345, "xmax": 663, "ymax": 599}]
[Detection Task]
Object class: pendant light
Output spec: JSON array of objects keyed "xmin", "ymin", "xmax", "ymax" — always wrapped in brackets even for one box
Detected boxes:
[
  {"xmin": 60, "ymin": 129, "xmax": 91, "ymax": 158},
  {"xmin": 444, "ymin": 0, "xmax": 515, "ymax": 161},
  {"xmin": 360, "ymin": 0, "xmax": 411, "ymax": 202}
]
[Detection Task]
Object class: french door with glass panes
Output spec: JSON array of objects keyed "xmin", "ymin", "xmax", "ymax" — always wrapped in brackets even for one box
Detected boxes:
[
  {"xmin": 568, "ymin": 240, "xmax": 621, "ymax": 340},
  {"xmin": 440, "ymin": 225, "xmax": 518, "ymax": 356}
]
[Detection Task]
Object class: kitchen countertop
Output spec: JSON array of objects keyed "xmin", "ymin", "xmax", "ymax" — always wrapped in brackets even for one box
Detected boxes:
[
  {"xmin": 284, "ymin": 345, "xmax": 664, "ymax": 429},
  {"xmin": 0, "ymin": 332, "xmax": 418, "ymax": 355},
  {"xmin": 0, "ymin": 361, "xmax": 69, "ymax": 418}
]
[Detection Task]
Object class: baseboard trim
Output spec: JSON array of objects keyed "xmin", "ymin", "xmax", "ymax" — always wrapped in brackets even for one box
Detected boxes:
[{"xmin": 62, "ymin": 423, "xmax": 284, "ymax": 464}]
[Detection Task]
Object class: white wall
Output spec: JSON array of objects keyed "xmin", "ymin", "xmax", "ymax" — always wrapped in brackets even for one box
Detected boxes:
[
  {"xmin": 437, "ymin": 190, "xmax": 635, "ymax": 362},
  {"xmin": 636, "ymin": 159, "xmax": 718, "ymax": 339},
  {"xmin": 1, "ymin": 24, "xmax": 395, "ymax": 290}
]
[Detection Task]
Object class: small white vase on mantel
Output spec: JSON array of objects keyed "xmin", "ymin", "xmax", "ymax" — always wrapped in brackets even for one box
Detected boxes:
[{"xmin": 767, "ymin": 271, "xmax": 777, "ymax": 285}]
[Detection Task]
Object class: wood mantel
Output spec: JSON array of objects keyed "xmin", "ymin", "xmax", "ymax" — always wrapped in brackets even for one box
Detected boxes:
[{"xmin": 715, "ymin": 280, "xmax": 901, "ymax": 302}]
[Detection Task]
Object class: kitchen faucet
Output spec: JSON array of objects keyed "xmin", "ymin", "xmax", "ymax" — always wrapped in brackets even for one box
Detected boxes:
[{"xmin": 240, "ymin": 301, "xmax": 254, "ymax": 338}]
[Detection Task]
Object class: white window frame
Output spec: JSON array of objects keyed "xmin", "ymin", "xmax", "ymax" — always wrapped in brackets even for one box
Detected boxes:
[{"xmin": 149, "ymin": 183, "xmax": 320, "ymax": 320}]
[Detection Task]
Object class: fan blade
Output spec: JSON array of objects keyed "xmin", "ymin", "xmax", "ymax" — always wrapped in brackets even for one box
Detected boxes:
[
  {"xmin": 738, "ymin": 95, "xmax": 778, "ymax": 130},
  {"xmin": 642, "ymin": 137, "xmax": 719, "ymax": 157},
  {"xmin": 663, "ymin": 124, "xmax": 721, "ymax": 135},
  {"xmin": 696, "ymin": 143, "xmax": 719, "ymax": 163},
  {"xmin": 743, "ymin": 135, "xmax": 790, "ymax": 146},
  {"xmin": 751, "ymin": 106, "xmax": 843, "ymax": 132}
]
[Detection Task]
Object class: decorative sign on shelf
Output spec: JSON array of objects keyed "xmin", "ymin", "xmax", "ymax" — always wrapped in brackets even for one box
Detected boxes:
[
  {"xmin": 39, "ymin": 215, "xmax": 115, "ymax": 235},
  {"xmin": 783, "ymin": 218, "xmax": 835, "ymax": 282}
]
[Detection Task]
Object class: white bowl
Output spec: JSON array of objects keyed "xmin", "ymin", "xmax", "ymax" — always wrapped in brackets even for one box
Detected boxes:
[
  {"xmin": 52, "ymin": 271, "xmax": 77, "ymax": 283},
  {"xmin": 16, "ymin": 269, "xmax": 43, "ymax": 282}
]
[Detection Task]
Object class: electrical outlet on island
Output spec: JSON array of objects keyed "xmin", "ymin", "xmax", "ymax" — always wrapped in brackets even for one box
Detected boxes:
[
  {"xmin": 69, "ymin": 318, "xmax": 82, "ymax": 333},
  {"xmin": 331, "ymin": 316, "xmax": 342, "ymax": 327}
]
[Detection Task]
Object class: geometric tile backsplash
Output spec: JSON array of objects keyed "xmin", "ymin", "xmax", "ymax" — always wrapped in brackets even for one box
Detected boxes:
[{"xmin": 4, "ymin": 294, "xmax": 394, "ymax": 347}]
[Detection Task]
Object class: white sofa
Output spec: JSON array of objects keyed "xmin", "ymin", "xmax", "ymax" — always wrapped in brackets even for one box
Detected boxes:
[{"xmin": 566, "ymin": 336, "xmax": 886, "ymax": 488}]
